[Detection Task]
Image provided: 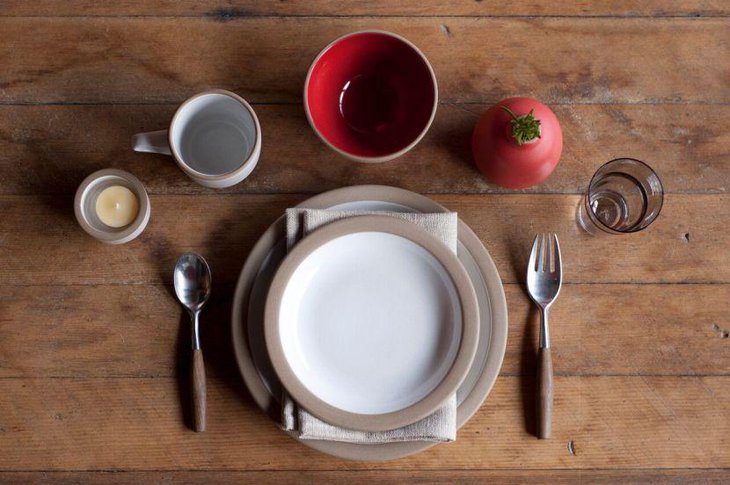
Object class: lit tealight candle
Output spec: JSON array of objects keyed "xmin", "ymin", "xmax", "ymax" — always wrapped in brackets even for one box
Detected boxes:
[{"xmin": 95, "ymin": 185, "xmax": 139, "ymax": 228}]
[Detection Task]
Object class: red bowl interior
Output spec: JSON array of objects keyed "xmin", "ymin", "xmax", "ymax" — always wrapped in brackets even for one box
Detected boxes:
[{"xmin": 305, "ymin": 32, "xmax": 437, "ymax": 159}]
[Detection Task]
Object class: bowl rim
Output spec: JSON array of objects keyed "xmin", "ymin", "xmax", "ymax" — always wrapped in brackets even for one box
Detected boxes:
[
  {"xmin": 264, "ymin": 215, "xmax": 479, "ymax": 432},
  {"xmin": 303, "ymin": 30, "xmax": 439, "ymax": 164}
]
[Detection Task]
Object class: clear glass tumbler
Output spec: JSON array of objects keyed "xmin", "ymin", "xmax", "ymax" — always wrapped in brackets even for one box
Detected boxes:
[{"xmin": 577, "ymin": 158, "xmax": 664, "ymax": 235}]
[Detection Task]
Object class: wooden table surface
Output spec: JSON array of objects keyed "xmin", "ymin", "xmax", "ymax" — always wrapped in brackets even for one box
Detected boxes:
[{"xmin": 1, "ymin": 1, "xmax": 729, "ymax": 483}]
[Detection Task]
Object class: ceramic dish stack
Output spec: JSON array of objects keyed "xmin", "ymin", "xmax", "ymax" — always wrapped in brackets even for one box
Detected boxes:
[{"xmin": 231, "ymin": 185, "xmax": 508, "ymax": 460}]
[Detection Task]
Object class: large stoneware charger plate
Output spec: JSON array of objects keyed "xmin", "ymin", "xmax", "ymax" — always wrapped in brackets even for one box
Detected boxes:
[
  {"xmin": 265, "ymin": 216, "xmax": 480, "ymax": 432},
  {"xmin": 232, "ymin": 185, "xmax": 508, "ymax": 460}
]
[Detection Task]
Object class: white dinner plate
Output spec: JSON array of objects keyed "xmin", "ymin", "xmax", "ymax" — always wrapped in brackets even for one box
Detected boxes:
[{"xmin": 264, "ymin": 216, "xmax": 479, "ymax": 431}]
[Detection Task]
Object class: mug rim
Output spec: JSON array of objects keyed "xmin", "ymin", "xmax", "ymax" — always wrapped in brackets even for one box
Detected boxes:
[
  {"xmin": 169, "ymin": 89, "xmax": 262, "ymax": 180},
  {"xmin": 303, "ymin": 30, "xmax": 439, "ymax": 164}
]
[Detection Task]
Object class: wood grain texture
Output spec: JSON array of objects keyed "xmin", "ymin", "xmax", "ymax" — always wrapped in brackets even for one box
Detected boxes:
[
  {"xmin": 0, "ymin": 284, "xmax": 728, "ymax": 379},
  {"xmin": 0, "ymin": 194, "xmax": 726, "ymax": 286},
  {"xmin": 0, "ymin": 376, "xmax": 727, "ymax": 470},
  {"xmin": 3, "ymin": 469, "xmax": 730, "ymax": 484},
  {"xmin": 2, "ymin": 1, "xmax": 729, "ymax": 18},
  {"xmin": 0, "ymin": 18, "xmax": 728, "ymax": 104},
  {"xmin": 191, "ymin": 348, "xmax": 206, "ymax": 432},
  {"xmin": 1, "ymin": 103, "xmax": 727, "ymax": 196},
  {"xmin": 1, "ymin": 1, "xmax": 728, "ymax": 478}
]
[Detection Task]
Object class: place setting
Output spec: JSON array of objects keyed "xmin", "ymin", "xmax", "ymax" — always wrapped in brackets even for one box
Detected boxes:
[{"xmin": 72, "ymin": 29, "xmax": 664, "ymax": 461}]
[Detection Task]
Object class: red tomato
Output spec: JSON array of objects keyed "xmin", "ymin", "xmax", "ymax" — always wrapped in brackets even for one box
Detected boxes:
[{"xmin": 472, "ymin": 97, "xmax": 562, "ymax": 189}]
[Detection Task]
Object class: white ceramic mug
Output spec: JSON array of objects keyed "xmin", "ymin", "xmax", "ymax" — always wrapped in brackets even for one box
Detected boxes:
[{"xmin": 133, "ymin": 89, "xmax": 261, "ymax": 188}]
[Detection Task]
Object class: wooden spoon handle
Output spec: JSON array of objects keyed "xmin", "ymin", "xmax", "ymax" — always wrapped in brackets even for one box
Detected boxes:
[
  {"xmin": 191, "ymin": 348, "xmax": 207, "ymax": 432},
  {"xmin": 537, "ymin": 347, "xmax": 553, "ymax": 439}
]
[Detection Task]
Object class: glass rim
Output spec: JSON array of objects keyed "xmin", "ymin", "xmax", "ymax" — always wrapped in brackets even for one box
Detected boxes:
[{"xmin": 586, "ymin": 157, "xmax": 664, "ymax": 234}]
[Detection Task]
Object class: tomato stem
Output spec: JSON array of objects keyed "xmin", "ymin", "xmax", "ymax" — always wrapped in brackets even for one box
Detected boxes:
[{"xmin": 500, "ymin": 106, "xmax": 542, "ymax": 145}]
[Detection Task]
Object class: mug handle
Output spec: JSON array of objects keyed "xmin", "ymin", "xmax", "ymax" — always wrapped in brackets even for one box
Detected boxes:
[{"xmin": 132, "ymin": 130, "xmax": 172, "ymax": 155}]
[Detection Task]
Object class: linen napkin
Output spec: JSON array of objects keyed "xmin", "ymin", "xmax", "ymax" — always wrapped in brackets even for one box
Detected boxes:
[{"xmin": 281, "ymin": 208, "xmax": 459, "ymax": 443}]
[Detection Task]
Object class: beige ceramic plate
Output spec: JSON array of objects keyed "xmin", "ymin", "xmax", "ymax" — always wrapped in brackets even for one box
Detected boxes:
[
  {"xmin": 231, "ymin": 185, "xmax": 508, "ymax": 460},
  {"xmin": 265, "ymin": 215, "xmax": 479, "ymax": 432}
]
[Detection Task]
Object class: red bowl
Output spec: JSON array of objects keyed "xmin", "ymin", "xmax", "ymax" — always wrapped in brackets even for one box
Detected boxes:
[{"xmin": 304, "ymin": 31, "xmax": 438, "ymax": 163}]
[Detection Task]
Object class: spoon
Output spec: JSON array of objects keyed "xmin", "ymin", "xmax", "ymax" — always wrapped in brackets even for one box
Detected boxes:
[{"xmin": 174, "ymin": 253, "xmax": 212, "ymax": 432}]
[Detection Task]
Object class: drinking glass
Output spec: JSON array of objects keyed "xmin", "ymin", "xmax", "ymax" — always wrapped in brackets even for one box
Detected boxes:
[{"xmin": 577, "ymin": 158, "xmax": 664, "ymax": 235}]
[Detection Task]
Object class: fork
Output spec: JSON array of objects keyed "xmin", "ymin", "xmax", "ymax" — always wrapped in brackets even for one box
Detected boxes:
[{"xmin": 526, "ymin": 233, "xmax": 562, "ymax": 439}]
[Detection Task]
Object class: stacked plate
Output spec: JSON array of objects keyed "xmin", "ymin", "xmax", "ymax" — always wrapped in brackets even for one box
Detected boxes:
[{"xmin": 231, "ymin": 185, "xmax": 508, "ymax": 460}]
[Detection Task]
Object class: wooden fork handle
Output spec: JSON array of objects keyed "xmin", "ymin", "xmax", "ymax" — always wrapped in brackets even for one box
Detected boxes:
[
  {"xmin": 191, "ymin": 348, "xmax": 207, "ymax": 432},
  {"xmin": 537, "ymin": 347, "xmax": 553, "ymax": 439}
]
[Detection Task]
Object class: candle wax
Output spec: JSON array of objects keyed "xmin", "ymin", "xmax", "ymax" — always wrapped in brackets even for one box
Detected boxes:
[{"xmin": 95, "ymin": 185, "xmax": 139, "ymax": 228}]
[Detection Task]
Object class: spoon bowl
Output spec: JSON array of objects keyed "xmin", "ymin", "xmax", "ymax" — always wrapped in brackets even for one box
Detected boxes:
[{"xmin": 174, "ymin": 253, "xmax": 212, "ymax": 313}]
